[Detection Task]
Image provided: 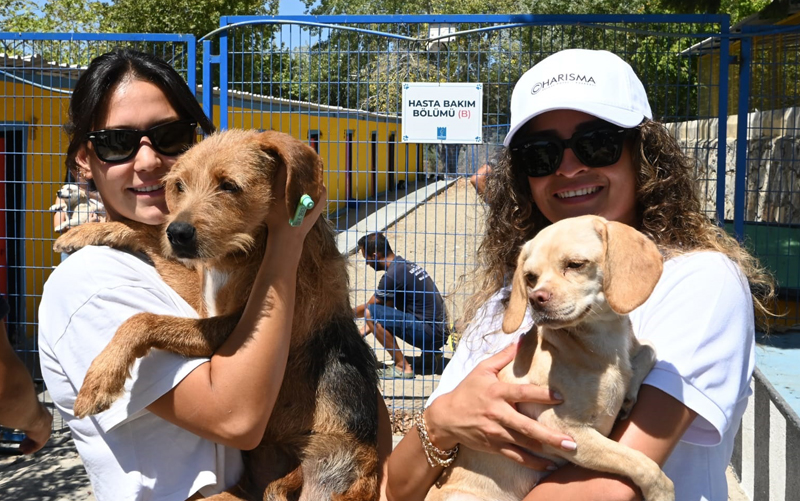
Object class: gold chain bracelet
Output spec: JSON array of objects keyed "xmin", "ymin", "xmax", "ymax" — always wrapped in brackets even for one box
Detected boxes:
[{"xmin": 414, "ymin": 409, "xmax": 459, "ymax": 468}]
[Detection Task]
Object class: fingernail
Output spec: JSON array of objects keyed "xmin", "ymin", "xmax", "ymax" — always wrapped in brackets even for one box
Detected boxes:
[
  {"xmin": 547, "ymin": 465, "xmax": 559, "ymax": 471},
  {"xmin": 561, "ymin": 440, "xmax": 577, "ymax": 451}
]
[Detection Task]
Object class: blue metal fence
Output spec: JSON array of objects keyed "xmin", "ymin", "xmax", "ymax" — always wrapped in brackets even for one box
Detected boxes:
[
  {"xmin": 0, "ymin": 33, "xmax": 195, "ymax": 436},
  {"xmin": 736, "ymin": 25, "xmax": 800, "ymax": 330},
  {"xmin": 201, "ymin": 14, "xmax": 739, "ymax": 417},
  {"xmin": 1, "ymin": 16, "xmax": 799, "ymax": 431}
]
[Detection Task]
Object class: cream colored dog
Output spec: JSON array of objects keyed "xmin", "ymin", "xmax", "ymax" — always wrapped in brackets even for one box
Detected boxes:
[
  {"xmin": 426, "ymin": 215, "xmax": 674, "ymax": 501},
  {"xmin": 50, "ymin": 183, "xmax": 106, "ymax": 233},
  {"xmin": 52, "ymin": 183, "xmax": 86, "ymax": 208}
]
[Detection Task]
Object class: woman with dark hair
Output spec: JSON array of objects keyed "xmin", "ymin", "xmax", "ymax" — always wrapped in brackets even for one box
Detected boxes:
[
  {"xmin": 38, "ymin": 49, "xmax": 327, "ymax": 501},
  {"xmin": 63, "ymin": 49, "xmax": 215, "ymax": 193},
  {"xmin": 387, "ymin": 49, "xmax": 774, "ymax": 501}
]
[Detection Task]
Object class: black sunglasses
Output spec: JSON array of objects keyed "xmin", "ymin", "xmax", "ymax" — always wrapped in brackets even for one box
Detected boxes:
[
  {"xmin": 86, "ymin": 120, "xmax": 197, "ymax": 163},
  {"xmin": 510, "ymin": 125, "xmax": 635, "ymax": 178}
]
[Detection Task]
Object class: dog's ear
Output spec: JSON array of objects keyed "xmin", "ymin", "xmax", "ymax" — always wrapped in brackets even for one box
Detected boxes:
[
  {"xmin": 255, "ymin": 130, "xmax": 324, "ymax": 214},
  {"xmin": 502, "ymin": 245, "xmax": 531, "ymax": 334},
  {"xmin": 596, "ymin": 220, "xmax": 663, "ymax": 314}
]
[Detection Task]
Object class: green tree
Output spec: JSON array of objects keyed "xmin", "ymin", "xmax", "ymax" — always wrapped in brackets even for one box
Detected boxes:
[
  {"xmin": 1, "ymin": 0, "xmax": 106, "ymax": 32},
  {"xmin": 0, "ymin": 0, "xmax": 277, "ymax": 38},
  {"xmin": 105, "ymin": 0, "xmax": 277, "ymax": 38},
  {"xmin": 0, "ymin": 0, "xmax": 278, "ymax": 86},
  {"xmin": 302, "ymin": 0, "xmax": 519, "ymax": 15},
  {"xmin": 656, "ymin": 0, "xmax": 770, "ymax": 23}
]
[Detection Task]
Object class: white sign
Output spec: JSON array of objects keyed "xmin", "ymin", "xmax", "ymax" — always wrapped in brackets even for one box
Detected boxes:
[{"xmin": 401, "ymin": 82, "xmax": 483, "ymax": 144}]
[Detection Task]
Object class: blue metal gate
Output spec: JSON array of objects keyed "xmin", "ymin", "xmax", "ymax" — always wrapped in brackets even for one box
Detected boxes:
[
  {"xmin": 2, "ymin": 16, "xmax": 799, "ymax": 441},
  {"xmin": 198, "ymin": 14, "xmax": 738, "ymax": 414}
]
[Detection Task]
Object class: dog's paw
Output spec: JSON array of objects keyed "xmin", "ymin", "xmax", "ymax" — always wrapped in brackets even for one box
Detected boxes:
[
  {"xmin": 53, "ymin": 232, "xmax": 84, "ymax": 253},
  {"xmin": 73, "ymin": 347, "xmax": 134, "ymax": 418},
  {"xmin": 53, "ymin": 225, "xmax": 102, "ymax": 253},
  {"xmin": 73, "ymin": 379, "xmax": 120, "ymax": 418},
  {"xmin": 642, "ymin": 472, "xmax": 675, "ymax": 501}
]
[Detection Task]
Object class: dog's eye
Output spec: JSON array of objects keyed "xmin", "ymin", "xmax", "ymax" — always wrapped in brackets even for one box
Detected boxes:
[
  {"xmin": 174, "ymin": 181, "xmax": 184, "ymax": 193},
  {"xmin": 525, "ymin": 273, "xmax": 538, "ymax": 286},
  {"xmin": 220, "ymin": 181, "xmax": 240, "ymax": 193},
  {"xmin": 566, "ymin": 261, "xmax": 586, "ymax": 270}
]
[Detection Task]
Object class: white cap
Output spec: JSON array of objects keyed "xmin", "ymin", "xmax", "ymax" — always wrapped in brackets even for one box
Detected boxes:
[{"xmin": 503, "ymin": 49, "xmax": 652, "ymax": 147}]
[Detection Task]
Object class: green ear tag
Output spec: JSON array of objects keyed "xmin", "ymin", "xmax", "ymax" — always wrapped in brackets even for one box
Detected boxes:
[{"xmin": 289, "ymin": 194, "xmax": 315, "ymax": 227}]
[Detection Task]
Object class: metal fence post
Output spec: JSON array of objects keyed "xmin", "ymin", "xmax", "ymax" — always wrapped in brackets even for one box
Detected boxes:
[
  {"xmin": 717, "ymin": 23, "xmax": 730, "ymax": 227},
  {"xmin": 734, "ymin": 29, "xmax": 752, "ymax": 243},
  {"xmin": 202, "ymin": 39, "xmax": 213, "ymax": 123},
  {"xmin": 219, "ymin": 17, "xmax": 229, "ymax": 131},
  {"xmin": 186, "ymin": 35, "xmax": 197, "ymax": 97}
]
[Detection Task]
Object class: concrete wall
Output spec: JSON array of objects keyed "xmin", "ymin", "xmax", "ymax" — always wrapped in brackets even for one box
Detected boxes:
[{"xmin": 666, "ymin": 108, "xmax": 800, "ymax": 225}]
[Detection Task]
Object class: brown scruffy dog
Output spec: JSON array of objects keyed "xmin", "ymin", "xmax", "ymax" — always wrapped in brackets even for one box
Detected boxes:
[{"xmin": 54, "ymin": 129, "xmax": 380, "ymax": 501}]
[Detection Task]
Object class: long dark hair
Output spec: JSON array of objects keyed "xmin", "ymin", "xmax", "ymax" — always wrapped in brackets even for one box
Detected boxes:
[{"xmin": 65, "ymin": 48, "xmax": 215, "ymax": 177}]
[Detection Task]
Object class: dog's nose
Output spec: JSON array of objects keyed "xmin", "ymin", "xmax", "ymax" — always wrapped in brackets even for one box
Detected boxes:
[
  {"xmin": 532, "ymin": 289, "xmax": 552, "ymax": 305},
  {"xmin": 166, "ymin": 222, "xmax": 197, "ymax": 253}
]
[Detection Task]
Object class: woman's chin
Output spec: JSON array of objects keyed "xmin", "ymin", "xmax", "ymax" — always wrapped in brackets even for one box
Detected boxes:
[{"xmin": 133, "ymin": 207, "xmax": 169, "ymax": 226}]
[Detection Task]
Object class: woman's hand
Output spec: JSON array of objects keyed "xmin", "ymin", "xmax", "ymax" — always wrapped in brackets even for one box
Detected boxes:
[
  {"xmin": 19, "ymin": 403, "xmax": 53, "ymax": 454},
  {"xmin": 262, "ymin": 185, "xmax": 327, "ymax": 270},
  {"xmin": 265, "ymin": 184, "xmax": 327, "ymax": 242},
  {"xmin": 425, "ymin": 336, "xmax": 576, "ymax": 471}
]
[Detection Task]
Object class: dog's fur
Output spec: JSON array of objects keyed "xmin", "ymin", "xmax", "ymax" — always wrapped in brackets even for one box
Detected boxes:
[
  {"xmin": 425, "ymin": 215, "xmax": 674, "ymax": 501},
  {"xmin": 54, "ymin": 129, "xmax": 380, "ymax": 501}
]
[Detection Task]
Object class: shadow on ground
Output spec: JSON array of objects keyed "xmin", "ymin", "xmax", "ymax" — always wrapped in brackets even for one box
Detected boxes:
[{"xmin": 1, "ymin": 432, "xmax": 94, "ymax": 501}]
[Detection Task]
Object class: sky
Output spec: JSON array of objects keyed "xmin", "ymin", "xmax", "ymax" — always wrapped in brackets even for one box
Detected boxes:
[{"xmin": 278, "ymin": 0, "xmax": 313, "ymax": 16}]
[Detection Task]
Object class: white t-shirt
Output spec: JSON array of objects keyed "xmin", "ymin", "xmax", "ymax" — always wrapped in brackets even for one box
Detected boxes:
[
  {"xmin": 429, "ymin": 251, "xmax": 755, "ymax": 501},
  {"xmin": 38, "ymin": 246, "xmax": 243, "ymax": 501}
]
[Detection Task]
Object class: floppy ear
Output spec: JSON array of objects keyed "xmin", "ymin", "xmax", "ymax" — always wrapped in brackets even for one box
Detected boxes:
[
  {"xmin": 502, "ymin": 245, "xmax": 532, "ymax": 334},
  {"xmin": 255, "ymin": 130, "xmax": 324, "ymax": 214},
  {"xmin": 597, "ymin": 220, "xmax": 664, "ymax": 314}
]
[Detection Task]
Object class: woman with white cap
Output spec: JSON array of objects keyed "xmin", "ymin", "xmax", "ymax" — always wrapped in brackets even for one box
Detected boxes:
[{"xmin": 386, "ymin": 49, "xmax": 774, "ymax": 501}]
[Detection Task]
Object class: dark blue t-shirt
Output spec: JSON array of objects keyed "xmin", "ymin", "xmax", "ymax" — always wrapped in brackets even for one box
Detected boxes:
[{"xmin": 375, "ymin": 256, "xmax": 448, "ymax": 339}]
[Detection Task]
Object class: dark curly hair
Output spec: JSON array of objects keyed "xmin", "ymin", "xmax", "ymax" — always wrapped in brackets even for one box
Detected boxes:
[{"xmin": 462, "ymin": 120, "xmax": 776, "ymax": 328}]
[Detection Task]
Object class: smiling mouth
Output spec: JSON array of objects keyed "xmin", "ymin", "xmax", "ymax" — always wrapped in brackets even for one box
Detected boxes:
[
  {"xmin": 131, "ymin": 184, "xmax": 164, "ymax": 194},
  {"xmin": 555, "ymin": 186, "xmax": 601, "ymax": 199}
]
